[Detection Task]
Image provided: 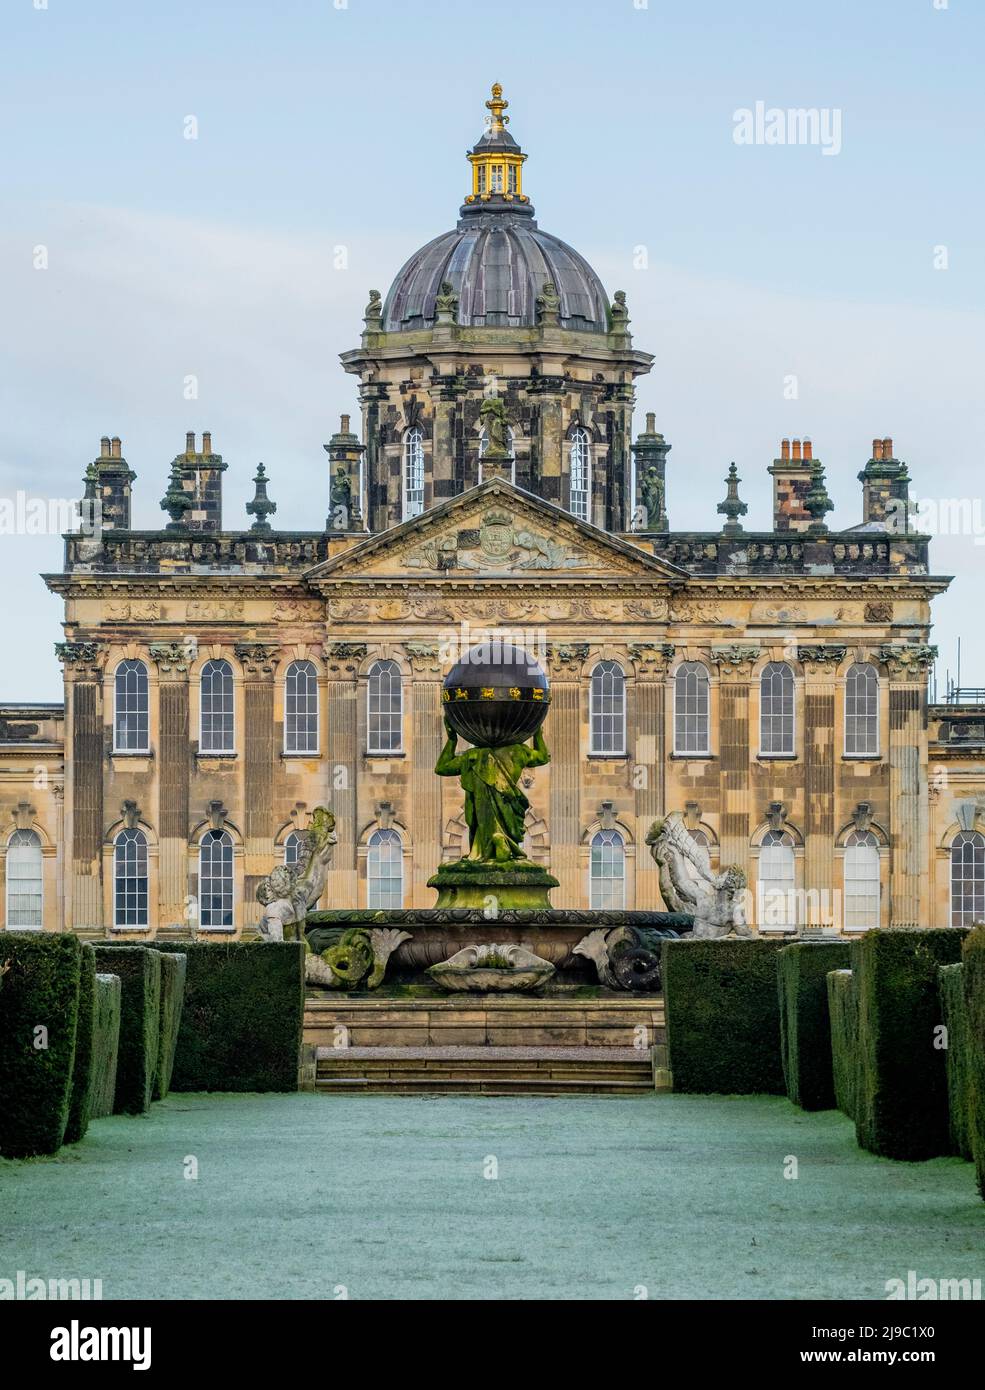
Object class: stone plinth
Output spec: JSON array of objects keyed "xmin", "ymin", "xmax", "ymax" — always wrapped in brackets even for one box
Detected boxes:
[{"xmin": 426, "ymin": 859, "xmax": 559, "ymax": 909}]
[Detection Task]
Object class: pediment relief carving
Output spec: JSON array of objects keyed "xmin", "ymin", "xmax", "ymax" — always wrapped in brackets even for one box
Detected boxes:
[{"xmin": 307, "ymin": 482, "xmax": 684, "ymax": 584}]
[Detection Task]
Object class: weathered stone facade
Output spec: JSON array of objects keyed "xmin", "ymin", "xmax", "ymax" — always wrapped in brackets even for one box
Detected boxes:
[{"xmin": 1, "ymin": 87, "xmax": 981, "ymax": 938}]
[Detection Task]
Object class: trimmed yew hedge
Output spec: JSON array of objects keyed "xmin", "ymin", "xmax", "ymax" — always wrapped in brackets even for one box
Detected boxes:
[
  {"xmin": 938, "ymin": 963, "xmax": 972, "ymax": 1161},
  {"xmin": 661, "ymin": 937, "xmax": 787, "ymax": 1095},
  {"xmin": 963, "ymin": 927, "xmax": 985, "ymax": 1198},
  {"xmin": 827, "ymin": 969, "xmax": 859, "ymax": 1120},
  {"xmin": 777, "ymin": 940, "xmax": 852, "ymax": 1110},
  {"xmin": 63, "ymin": 944, "xmax": 97, "ymax": 1144},
  {"xmin": 153, "ymin": 952, "xmax": 187, "ymax": 1101},
  {"xmin": 150, "ymin": 941, "xmax": 304, "ymax": 1093},
  {"xmin": 0, "ymin": 933, "xmax": 82, "ymax": 1157},
  {"xmin": 93, "ymin": 946, "xmax": 161, "ymax": 1114},
  {"xmin": 88, "ymin": 973, "xmax": 122, "ymax": 1120},
  {"xmin": 855, "ymin": 928, "xmax": 967, "ymax": 1161}
]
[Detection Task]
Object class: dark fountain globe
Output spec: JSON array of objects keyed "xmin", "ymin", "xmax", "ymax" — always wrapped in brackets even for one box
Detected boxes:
[{"xmin": 442, "ymin": 643, "xmax": 550, "ymax": 749}]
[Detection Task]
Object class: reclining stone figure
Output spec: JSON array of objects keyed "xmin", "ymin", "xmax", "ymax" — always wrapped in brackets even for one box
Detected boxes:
[{"xmin": 646, "ymin": 812, "xmax": 752, "ymax": 939}]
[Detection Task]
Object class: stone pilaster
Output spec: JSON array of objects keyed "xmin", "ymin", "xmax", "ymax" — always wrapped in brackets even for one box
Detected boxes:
[
  {"xmin": 531, "ymin": 379, "xmax": 566, "ymax": 508},
  {"xmin": 407, "ymin": 642, "xmax": 445, "ymax": 905},
  {"xmin": 359, "ymin": 383, "xmax": 388, "ymax": 532},
  {"xmin": 428, "ymin": 380, "xmax": 461, "ymax": 503},
  {"xmin": 628, "ymin": 641, "xmax": 675, "ymax": 908},
  {"xmin": 56, "ymin": 641, "xmax": 106, "ymax": 930},
  {"xmin": 606, "ymin": 385, "xmax": 635, "ymax": 532},
  {"xmin": 880, "ymin": 644, "xmax": 935, "ymax": 926},
  {"xmin": 149, "ymin": 642, "xmax": 193, "ymax": 927},
  {"xmin": 798, "ymin": 645, "xmax": 846, "ymax": 925},
  {"xmin": 324, "ymin": 643, "xmax": 365, "ymax": 906},
  {"xmin": 235, "ymin": 643, "xmax": 281, "ymax": 926},
  {"xmin": 710, "ymin": 646, "xmax": 758, "ymax": 874},
  {"xmin": 547, "ymin": 644, "xmax": 587, "ymax": 902}
]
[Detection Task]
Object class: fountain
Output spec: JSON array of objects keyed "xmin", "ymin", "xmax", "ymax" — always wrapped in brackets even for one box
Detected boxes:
[{"xmin": 259, "ymin": 643, "xmax": 700, "ymax": 993}]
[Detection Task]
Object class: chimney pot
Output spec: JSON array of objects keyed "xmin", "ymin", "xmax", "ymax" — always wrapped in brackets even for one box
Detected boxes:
[
  {"xmin": 100, "ymin": 436, "xmax": 111, "ymax": 458},
  {"xmin": 883, "ymin": 436, "xmax": 893, "ymax": 459},
  {"xmin": 792, "ymin": 438, "xmax": 802, "ymax": 461},
  {"xmin": 202, "ymin": 431, "xmax": 212, "ymax": 455},
  {"xmin": 781, "ymin": 438, "xmax": 790, "ymax": 460},
  {"xmin": 340, "ymin": 414, "xmax": 350, "ymax": 434},
  {"xmin": 803, "ymin": 437, "xmax": 812, "ymax": 460},
  {"xmin": 872, "ymin": 438, "xmax": 882, "ymax": 460},
  {"xmin": 646, "ymin": 412, "xmax": 656, "ymax": 433},
  {"xmin": 110, "ymin": 436, "xmax": 121, "ymax": 458},
  {"xmin": 186, "ymin": 431, "xmax": 196, "ymax": 454}
]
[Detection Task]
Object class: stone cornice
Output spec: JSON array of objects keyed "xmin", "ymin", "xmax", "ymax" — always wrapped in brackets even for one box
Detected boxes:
[{"xmin": 43, "ymin": 573, "xmax": 313, "ymax": 600}]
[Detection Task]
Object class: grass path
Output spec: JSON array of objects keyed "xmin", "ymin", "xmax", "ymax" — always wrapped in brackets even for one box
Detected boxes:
[{"xmin": 1, "ymin": 1093, "xmax": 981, "ymax": 1300}]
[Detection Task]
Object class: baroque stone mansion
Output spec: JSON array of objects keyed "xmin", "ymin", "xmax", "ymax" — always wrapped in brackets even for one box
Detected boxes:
[{"xmin": 1, "ymin": 86, "xmax": 983, "ymax": 938}]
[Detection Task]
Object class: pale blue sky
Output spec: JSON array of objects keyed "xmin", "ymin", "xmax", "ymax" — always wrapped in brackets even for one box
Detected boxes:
[{"xmin": 1, "ymin": 0, "xmax": 983, "ymax": 698}]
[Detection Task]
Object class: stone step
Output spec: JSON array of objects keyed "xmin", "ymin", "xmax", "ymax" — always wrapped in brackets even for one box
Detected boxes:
[
  {"xmin": 313, "ymin": 1045, "xmax": 655, "ymax": 1095},
  {"xmin": 304, "ymin": 995, "xmax": 664, "ymax": 1051},
  {"xmin": 316, "ymin": 1079, "xmax": 654, "ymax": 1095}
]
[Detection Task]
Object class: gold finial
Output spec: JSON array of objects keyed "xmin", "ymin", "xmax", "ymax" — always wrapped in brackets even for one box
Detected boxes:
[{"xmin": 485, "ymin": 82, "xmax": 509, "ymax": 132}]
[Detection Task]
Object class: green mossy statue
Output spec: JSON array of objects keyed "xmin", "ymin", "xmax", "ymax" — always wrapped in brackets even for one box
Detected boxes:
[{"xmin": 435, "ymin": 715, "xmax": 549, "ymax": 864}]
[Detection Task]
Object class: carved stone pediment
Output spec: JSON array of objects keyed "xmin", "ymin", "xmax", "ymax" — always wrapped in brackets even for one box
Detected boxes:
[{"xmin": 304, "ymin": 480, "xmax": 687, "ymax": 584}]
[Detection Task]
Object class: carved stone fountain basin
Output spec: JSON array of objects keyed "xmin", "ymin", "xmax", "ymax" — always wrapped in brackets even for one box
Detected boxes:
[{"xmin": 427, "ymin": 944, "xmax": 555, "ymax": 993}]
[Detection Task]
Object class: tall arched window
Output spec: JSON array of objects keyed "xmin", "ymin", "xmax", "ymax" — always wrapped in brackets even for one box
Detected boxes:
[
  {"xmin": 758, "ymin": 830, "xmax": 796, "ymax": 929},
  {"xmin": 844, "ymin": 830, "xmax": 880, "ymax": 930},
  {"xmin": 285, "ymin": 660, "xmax": 319, "ymax": 754},
  {"xmin": 113, "ymin": 827, "xmax": 148, "ymax": 929},
  {"xmin": 569, "ymin": 427, "xmax": 591, "ymax": 521},
  {"xmin": 6, "ymin": 829, "xmax": 43, "ymax": 928},
  {"xmin": 368, "ymin": 659, "xmax": 403, "ymax": 753},
  {"xmin": 114, "ymin": 658, "xmax": 149, "ymax": 753},
  {"xmin": 200, "ymin": 659, "xmax": 234, "ymax": 753},
  {"xmin": 950, "ymin": 830, "xmax": 985, "ymax": 927},
  {"xmin": 590, "ymin": 829, "xmax": 626, "ymax": 909},
  {"xmin": 674, "ymin": 662, "xmax": 710, "ymax": 755},
  {"xmin": 589, "ymin": 661, "xmax": 626, "ymax": 755},
  {"xmin": 367, "ymin": 828, "xmax": 403, "ymax": 908},
  {"xmin": 760, "ymin": 661, "xmax": 795, "ymax": 755},
  {"xmin": 199, "ymin": 830, "xmax": 234, "ymax": 930},
  {"xmin": 478, "ymin": 426, "xmax": 516, "ymax": 484},
  {"xmin": 284, "ymin": 830, "xmax": 304, "ymax": 866},
  {"xmin": 402, "ymin": 427, "xmax": 425, "ymax": 519},
  {"xmin": 845, "ymin": 663, "xmax": 879, "ymax": 756}
]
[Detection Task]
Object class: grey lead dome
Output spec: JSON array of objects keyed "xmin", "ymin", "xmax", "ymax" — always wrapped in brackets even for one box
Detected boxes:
[{"xmin": 381, "ymin": 207, "xmax": 612, "ymax": 335}]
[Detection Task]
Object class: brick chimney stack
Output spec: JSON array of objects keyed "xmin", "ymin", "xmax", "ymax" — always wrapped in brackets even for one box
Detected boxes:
[
  {"xmin": 163, "ymin": 431, "xmax": 228, "ymax": 532},
  {"xmin": 768, "ymin": 436, "xmax": 815, "ymax": 532},
  {"xmin": 87, "ymin": 434, "xmax": 136, "ymax": 530},
  {"xmin": 859, "ymin": 435, "xmax": 910, "ymax": 527}
]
